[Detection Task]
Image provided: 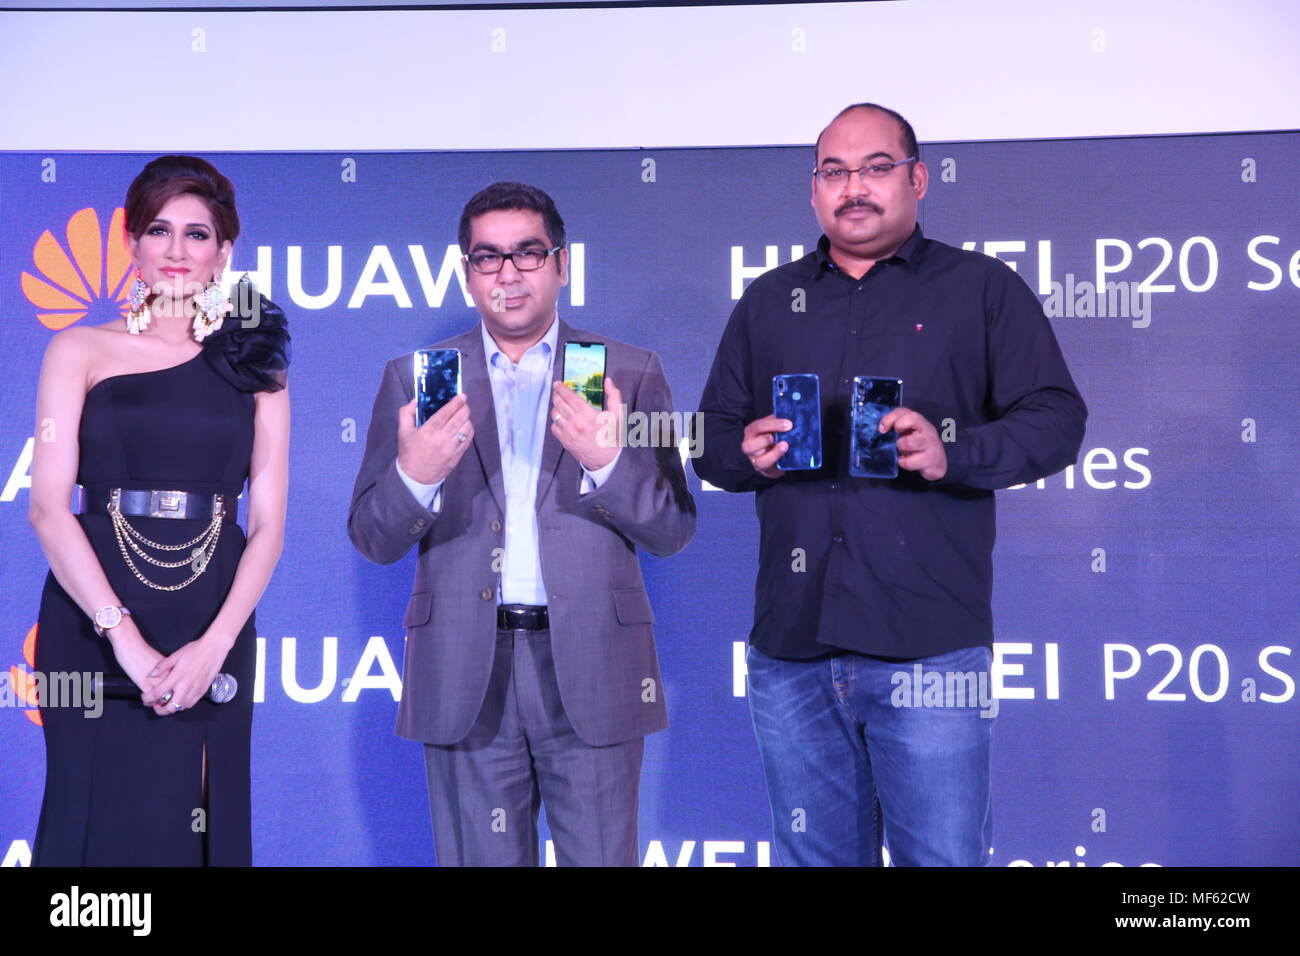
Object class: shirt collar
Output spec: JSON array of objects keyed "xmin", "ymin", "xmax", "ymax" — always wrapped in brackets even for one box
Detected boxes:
[
  {"xmin": 813, "ymin": 223, "xmax": 925, "ymax": 275},
  {"xmin": 482, "ymin": 314, "xmax": 559, "ymax": 369}
]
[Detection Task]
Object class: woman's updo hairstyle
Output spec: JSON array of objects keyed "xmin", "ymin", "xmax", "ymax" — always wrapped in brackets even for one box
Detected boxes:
[{"xmin": 124, "ymin": 155, "xmax": 239, "ymax": 245}]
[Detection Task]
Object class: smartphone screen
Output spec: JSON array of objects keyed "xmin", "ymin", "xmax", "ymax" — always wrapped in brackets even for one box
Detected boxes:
[
  {"xmin": 563, "ymin": 341, "xmax": 607, "ymax": 410},
  {"xmin": 772, "ymin": 373, "xmax": 822, "ymax": 470},
  {"xmin": 850, "ymin": 375, "xmax": 903, "ymax": 479},
  {"xmin": 414, "ymin": 348, "xmax": 461, "ymax": 426}
]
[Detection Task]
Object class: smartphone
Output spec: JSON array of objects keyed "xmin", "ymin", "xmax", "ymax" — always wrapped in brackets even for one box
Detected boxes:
[
  {"xmin": 850, "ymin": 375, "xmax": 903, "ymax": 479},
  {"xmin": 414, "ymin": 348, "xmax": 461, "ymax": 426},
  {"xmin": 772, "ymin": 373, "xmax": 822, "ymax": 470},
  {"xmin": 563, "ymin": 341, "xmax": 607, "ymax": 410}
]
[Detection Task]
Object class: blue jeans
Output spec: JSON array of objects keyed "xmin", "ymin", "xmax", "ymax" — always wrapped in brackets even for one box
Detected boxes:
[{"xmin": 746, "ymin": 643, "xmax": 994, "ymax": 867}]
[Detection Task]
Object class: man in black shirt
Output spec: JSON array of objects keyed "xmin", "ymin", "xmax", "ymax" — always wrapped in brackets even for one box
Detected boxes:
[{"xmin": 695, "ymin": 103, "xmax": 1086, "ymax": 866}]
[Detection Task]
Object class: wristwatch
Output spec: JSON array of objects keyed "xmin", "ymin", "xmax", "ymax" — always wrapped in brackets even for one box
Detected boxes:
[{"xmin": 93, "ymin": 605, "xmax": 131, "ymax": 637}]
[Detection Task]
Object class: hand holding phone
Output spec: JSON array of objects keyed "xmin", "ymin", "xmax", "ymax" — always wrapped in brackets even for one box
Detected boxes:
[
  {"xmin": 400, "ymin": 349, "xmax": 473, "ymax": 486},
  {"xmin": 741, "ymin": 415, "xmax": 793, "ymax": 478},
  {"xmin": 550, "ymin": 374, "xmax": 623, "ymax": 471},
  {"xmin": 880, "ymin": 405, "xmax": 949, "ymax": 482},
  {"xmin": 398, "ymin": 393, "xmax": 474, "ymax": 486}
]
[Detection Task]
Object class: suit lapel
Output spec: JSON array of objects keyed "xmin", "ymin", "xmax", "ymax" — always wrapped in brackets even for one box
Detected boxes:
[
  {"xmin": 534, "ymin": 317, "xmax": 572, "ymax": 511},
  {"xmin": 458, "ymin": 325, "xmax": 506, "ymax": 514}
]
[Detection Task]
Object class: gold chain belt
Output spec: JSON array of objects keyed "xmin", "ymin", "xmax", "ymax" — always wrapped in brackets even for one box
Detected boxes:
[{"xmin": 106, "ymin": 489, "xmax": 225, "ymax": 591}]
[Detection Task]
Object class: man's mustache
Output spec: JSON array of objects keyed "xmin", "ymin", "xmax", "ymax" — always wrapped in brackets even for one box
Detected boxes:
[{"xmin": 836, "ymin": 198, "xmax": 882, "ymax": 216}]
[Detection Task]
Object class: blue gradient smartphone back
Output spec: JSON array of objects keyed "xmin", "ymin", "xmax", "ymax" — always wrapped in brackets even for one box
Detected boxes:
[
  {"xmin": 414, "ymin": 348, "xmax": 461, "ymax": 426},
  {"xmin": 850, "ymin": 375, "xmax": 902, "ymax": 478},
  {"xmin": 772, "ymin": 373, "xmax": 822, "ymax": 470}
]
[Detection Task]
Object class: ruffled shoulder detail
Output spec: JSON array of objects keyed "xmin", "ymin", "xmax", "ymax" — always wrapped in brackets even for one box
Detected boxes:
[{"xmin": 201, "ymin": 279, "xmax": 291, "ymax": 393}]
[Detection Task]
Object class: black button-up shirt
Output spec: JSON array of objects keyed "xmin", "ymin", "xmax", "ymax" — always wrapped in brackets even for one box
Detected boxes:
[{"xmin": 695, "ymin": 226, "xmax": 1087, "ymax": 660}]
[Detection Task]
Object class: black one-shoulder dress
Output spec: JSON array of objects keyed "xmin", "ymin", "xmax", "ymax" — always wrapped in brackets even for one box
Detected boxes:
[{"xmin": 32, "ymin": 296, "xmax": 288, "ymax": 866}]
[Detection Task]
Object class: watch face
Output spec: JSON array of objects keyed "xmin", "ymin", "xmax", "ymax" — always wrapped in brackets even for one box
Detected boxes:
[{"xmin": 96, "ymin": 607, "xmax": 123, "ymax": 630}]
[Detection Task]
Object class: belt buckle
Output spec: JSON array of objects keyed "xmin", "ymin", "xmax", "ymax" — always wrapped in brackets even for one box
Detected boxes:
[
  {"xmin": 149, "ymin": 490, "xmax": 186, "ymax": 518},
  {"xmin": 499, "ymin": 606, "xmax": 531, "ymax": 632}
]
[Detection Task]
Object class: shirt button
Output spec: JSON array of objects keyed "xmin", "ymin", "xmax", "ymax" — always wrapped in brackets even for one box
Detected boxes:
[
  {"xmin": 832, "ymin": 535, "xmax": 844, "ymax": 544},
  {"xmin": 830, "ymin": 483, "xmax": 839, "ymax": 490},
  {"xmin": 490, "ymin": 520, "xmax": 502, "ymax": 533},
  {"xmin": 479, "ymin": 588, "xmax": 493, "ymax": 601}
]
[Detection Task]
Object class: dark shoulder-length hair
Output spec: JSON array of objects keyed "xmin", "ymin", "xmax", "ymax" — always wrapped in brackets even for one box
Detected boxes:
[{"xmin": 123, "ymin": 155, "xmax": 240, "ymax": 245}]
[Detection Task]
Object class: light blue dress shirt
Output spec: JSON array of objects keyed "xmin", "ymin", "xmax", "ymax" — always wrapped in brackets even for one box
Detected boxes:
[{"xmin": 396, "ymin": 317, "xmax": 619, "ymax": 605}]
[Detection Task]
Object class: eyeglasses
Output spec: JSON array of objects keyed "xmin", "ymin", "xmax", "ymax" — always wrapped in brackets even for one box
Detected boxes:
[
  {"xmin": 813, "ymin": 158, "xmax": 917, "ymax": 184},
  {"xmin": 463, "ymin": 246, "xmax": 562, "ymax": 275}
]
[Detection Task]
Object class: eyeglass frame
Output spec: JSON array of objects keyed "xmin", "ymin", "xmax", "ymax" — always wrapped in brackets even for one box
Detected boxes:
[
  {"xmin": 462, "ymin": 245, "xmax": 564, "ymax": 275},
  {"xmin": 812, "ymin": 157, "xmax": 918, "ymax": 185}
]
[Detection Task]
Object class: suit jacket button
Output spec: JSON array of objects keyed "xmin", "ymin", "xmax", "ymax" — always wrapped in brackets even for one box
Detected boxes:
[
  {"xmin": 479, "ymin": 588, "xmax": 493, "ymax": 600},
  {"xmin": 409, "ymin": 519, "xmax": 425, "ymax": 533},
  {"xmin": 490, "ymin": 520, "xmax": 502, "ymax": 533}
]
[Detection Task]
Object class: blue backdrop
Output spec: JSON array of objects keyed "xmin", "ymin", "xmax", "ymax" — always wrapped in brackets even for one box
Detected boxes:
[{"xmin": 2, "ymin": 133, "xmax": 1297, "ymax": 865}]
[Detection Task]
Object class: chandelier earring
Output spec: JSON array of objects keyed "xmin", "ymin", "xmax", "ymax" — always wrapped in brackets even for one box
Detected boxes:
[
  {"xmin": 192, "ymin": 271, "xmax": 231, "ymax": 343},
  {"xmin": 126, "ymin": 268, "xmax": 151, "ymax": 335}
]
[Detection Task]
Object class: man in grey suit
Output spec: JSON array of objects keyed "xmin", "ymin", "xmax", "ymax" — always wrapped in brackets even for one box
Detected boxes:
[{"xmin": 348, "ymin": 181, "xmax": 695, "ymax": 866}]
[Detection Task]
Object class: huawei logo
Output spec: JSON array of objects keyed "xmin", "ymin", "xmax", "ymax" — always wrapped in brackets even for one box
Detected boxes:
[
  {"xmin": 9, "ymin": 624, "xmax": 42, "ymax": 727},
  {"xmin": 20, "ymin": 207, "xmax": 133, "ymax": 330}
]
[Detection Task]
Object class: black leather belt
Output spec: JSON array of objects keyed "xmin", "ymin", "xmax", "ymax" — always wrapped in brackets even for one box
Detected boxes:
[
  {"xmin": 84, "ymin": 488, "xmax": 236, "ymax": 523},
  {"xmin": 497, "ymin": 604, "xmax": 549, "ymax": 631}
]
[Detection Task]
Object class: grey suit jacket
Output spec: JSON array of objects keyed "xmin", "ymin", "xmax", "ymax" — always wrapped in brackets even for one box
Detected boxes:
[{"xmin": 348, "ymin": 318, "xmax": 696, "ymax": 746}]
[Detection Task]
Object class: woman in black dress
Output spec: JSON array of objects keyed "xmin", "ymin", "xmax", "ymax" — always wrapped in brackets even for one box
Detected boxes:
[{"xmin": 28, "ymin": 155, "xmax": 289, "ymax": 865}]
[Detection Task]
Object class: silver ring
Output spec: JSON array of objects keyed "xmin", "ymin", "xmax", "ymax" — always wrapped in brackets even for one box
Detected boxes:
[
  {"xmin": 456, "ymin": 432, "xmax": 467, "ymax": 443},
  {"xmin": 173, "ymin": 701, "xmax": 184, "ymax": 712},
  {"xmin": 553, "ymin": 413, "xmax": 563, "ymax": 424},
  {"xmin": 158, "ymin": 691, "xmax": 174, "ymax": 705}
]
